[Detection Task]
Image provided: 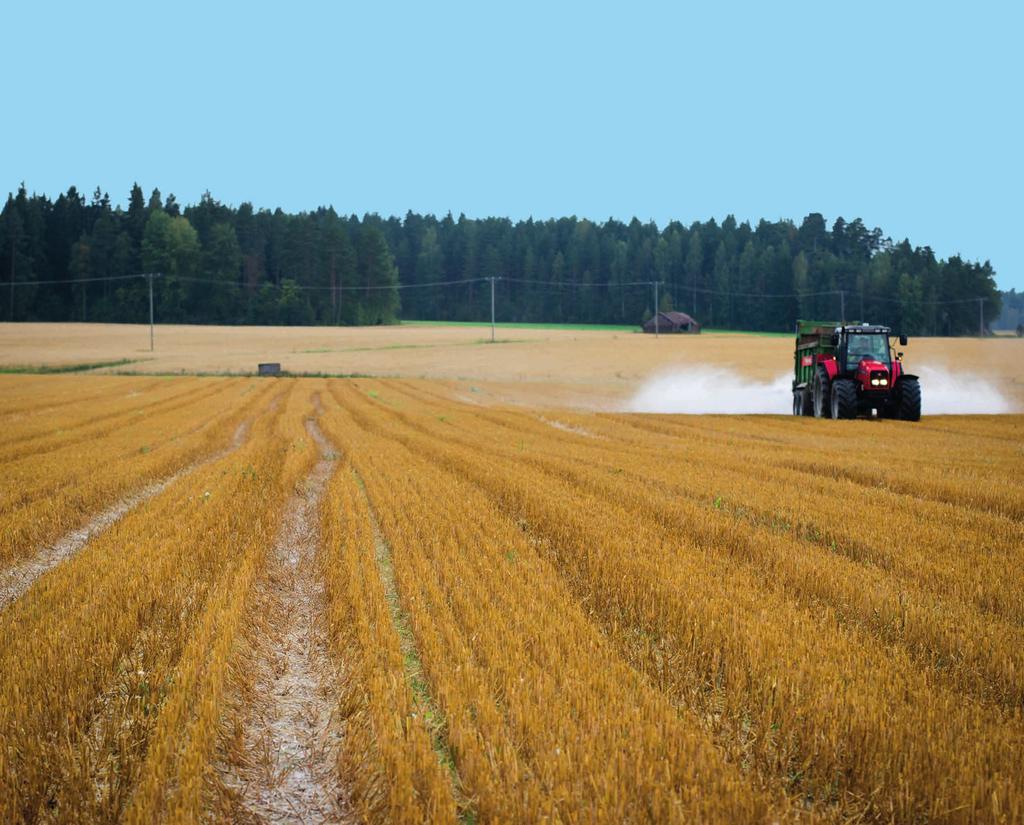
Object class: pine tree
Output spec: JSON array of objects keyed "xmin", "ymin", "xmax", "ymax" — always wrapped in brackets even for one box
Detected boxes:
[
  {"xmin": 356, "ymin": 226, "xmax": 399, "ymax": 324},
  {"xmin": 1, "ymin": 195, "xmax": 28, "ymax": 320},
  {"xmin": 685, "ymin": 230, "xmax": 703, "ymax": 317},
  {"xmin": 127, "ymin": 183, "xmax": 147, "ymax": 242}
]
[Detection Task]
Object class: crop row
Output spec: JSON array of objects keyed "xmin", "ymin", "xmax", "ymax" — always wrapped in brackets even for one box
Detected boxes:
[
  {"xmin": 0, "ymin": 377, "xmax": 236, "ymax": 464},
  {"xmin": 334, "ymin": 378, "xmax": 1023, "ymax": 823},
  {"xmin": 324, "ymin": 387, "xmax": 776, "ymax": 823},
  {"xmin": 0, "ymin": 379, "xmax": 273, "ymax": 568},
  {"xmin": 2, "ymin": 373, "xmax": 1020, "ymax": 824},
  {"xmin": 0, "ymin": 383, "xmax": 308, "ymax": 822},
  {"xmin": 373, "ymin": 380, "xmax": 1024, "ymax": 702}
]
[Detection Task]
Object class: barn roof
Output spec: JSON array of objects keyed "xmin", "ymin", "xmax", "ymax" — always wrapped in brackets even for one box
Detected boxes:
[{"xmin": 655, "ymin": 311, "xmax": 698, "ymax": 325}]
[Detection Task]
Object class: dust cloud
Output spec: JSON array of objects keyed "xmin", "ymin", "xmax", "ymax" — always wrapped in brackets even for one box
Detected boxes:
[
  {"xmin": 626, "ymin": 365, "xmax": 1016, "ymax": 415},
  {"xmin": 915, "ymin": 365, "xmax": 1015, "ymax": 414},
  {"xmin": 626, "ymin": 368, "xmax": 792, "ymax": 414}
]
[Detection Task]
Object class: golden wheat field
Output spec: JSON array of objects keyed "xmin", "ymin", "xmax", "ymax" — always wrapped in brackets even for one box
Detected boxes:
[{"xmin": 1, "ymin": 370, "xmax": 1023, "ymax": 824}]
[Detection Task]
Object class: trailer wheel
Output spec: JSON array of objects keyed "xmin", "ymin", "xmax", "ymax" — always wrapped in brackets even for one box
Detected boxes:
[
  {"xmin": 831, "ymin": 379, "xmax": 857, "ymax": 419},
  {"xmin": 898, "ymin": 378, "xmax": 921, "ymax": 421},
  {"xmin": 813, "ymin": 366, "xmax": 832, "ymax": 418},
  {"xmin": 793, "ymin": 390, "xmax": 812, "ymax": 416}
]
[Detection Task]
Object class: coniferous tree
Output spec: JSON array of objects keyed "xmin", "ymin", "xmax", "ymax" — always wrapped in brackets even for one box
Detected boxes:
[
  {"xmin": 356, "ymin": 226, "xmax": 399, "ymax": 324},
  {"xmin": 685, "ymin": 230, "xmax": 703, "ymax": 316},
  {"xmin": 201, "ymin": 223, "xmax": 242, "ymax": 322}
]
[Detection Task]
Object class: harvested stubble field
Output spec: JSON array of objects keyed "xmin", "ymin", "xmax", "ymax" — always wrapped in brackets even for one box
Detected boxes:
[
  {"xmin": 1, "ymin": 371, "xmax": 1022, "ymax": 824},
  {"xmin": 2, "ymin": 322, "xmax": 1023, "ymax": 409}
]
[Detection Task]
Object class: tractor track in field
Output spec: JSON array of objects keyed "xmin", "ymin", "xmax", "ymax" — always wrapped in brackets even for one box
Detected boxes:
[
  {"xmin": 0, "ymin": 419, "xmax": 251, "ymax": 612},
  {"xmin": 217, "ymin": 409, "xmax": 351, "ymax": 823}
]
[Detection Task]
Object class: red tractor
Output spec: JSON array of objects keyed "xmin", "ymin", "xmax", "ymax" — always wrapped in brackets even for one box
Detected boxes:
[{"xmin": 792, "ymin": 320, "xmax": 921, "ymax": 420}]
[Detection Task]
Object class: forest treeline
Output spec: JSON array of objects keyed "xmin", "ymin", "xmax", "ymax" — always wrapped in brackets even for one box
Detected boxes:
[{"xmin": 0, "ymin": 183, "xmax": 1003, "ymax": 334}]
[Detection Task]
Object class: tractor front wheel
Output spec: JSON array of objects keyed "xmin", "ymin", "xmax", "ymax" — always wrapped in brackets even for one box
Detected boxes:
[
  {"xmin": 898, "ymin": 378, "xmax": 922, "ymax": 421},
  {"xmin": 831, "ymin": 379, "xmax": 857, "ymax": 419},
  {"xmin": 813, "ymin": 366, "xmax": 832, "ymax": 418}
]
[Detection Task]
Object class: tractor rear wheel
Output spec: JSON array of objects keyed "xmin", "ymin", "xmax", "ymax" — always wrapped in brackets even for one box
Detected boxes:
[
  {"xmin": 898, "ymin": 378, "xmax": 921, "ymax": 421},
  {"xmin": 831, "ymin": 379, "xmax": 857, "ymax": 419},
  {"xmin": 813, "ymin": 366, "xmax": 832, "ymax": 418}
]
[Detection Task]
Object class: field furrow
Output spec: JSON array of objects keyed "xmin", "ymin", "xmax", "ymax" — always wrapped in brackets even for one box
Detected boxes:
[{"xmin": 319, "ymin": 396, "xmax": 463, "ymax": 824}]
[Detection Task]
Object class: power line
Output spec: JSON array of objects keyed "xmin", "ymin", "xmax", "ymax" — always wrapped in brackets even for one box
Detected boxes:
[
  {"xmin": 173, "ymin": 275, "xmax": 490, "ymax": 292},
  {"xmin": 0, "ymin": 273, "xmax": 149, "ymax": 286},
  {"xmin": 501, "ymin": 277, "xmax": 655, "ymax": 288},
  {"xmin": 0, "ymin": 272, "xmax": 488, "ymax": 292},
  {"xmin": 867, "ymin": 293, "xmax": 992, "ymax": 307},
  {"xmin": 697, "ymin": 285, "xmax": 840, "ymax": 299},
  {"xmin": 500, "ymin": 278, "xmax": 840, "ymax": 300},
  {"xmin": 0, "ymin": 270, "xmax": 995, "ymax": 307}
]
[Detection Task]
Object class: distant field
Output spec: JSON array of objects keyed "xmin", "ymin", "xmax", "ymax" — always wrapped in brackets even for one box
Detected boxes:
[
  {"xmin": 401, "ymin": 319, "xmax": 642, "ymax": 331},
  {"xmin": 404, "ymin": 319, "xmax": 793, "ymax": 336},
  {"xmin": 1, "ymin": 322, "xmax": 1022, "ymax": 409}
]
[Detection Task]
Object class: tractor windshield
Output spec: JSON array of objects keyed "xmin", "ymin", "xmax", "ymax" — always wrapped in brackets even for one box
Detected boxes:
[{"xmin": 845, "ymin": 333, "xmax": 890, "ymax": 370}]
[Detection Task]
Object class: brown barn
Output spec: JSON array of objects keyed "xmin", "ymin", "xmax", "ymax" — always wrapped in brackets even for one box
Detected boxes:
[{"xmin": 642, "ymin": 311, "xmax": 701, "ymax": 334}]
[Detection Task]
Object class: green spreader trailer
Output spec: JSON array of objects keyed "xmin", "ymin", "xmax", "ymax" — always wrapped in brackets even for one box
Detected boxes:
[{"xmin": 792, "ymin": 320, "xmax": 921, "ymax": 420}]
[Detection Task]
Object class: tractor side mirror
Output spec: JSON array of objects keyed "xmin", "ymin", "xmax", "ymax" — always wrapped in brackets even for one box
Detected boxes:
[
  {"xmin": 899, "ymin": 334, "xmax": 908, "ymax": 346},
  {"xmin": 830, "ymin": 333, "xmax": 839, "ymax": 346}
]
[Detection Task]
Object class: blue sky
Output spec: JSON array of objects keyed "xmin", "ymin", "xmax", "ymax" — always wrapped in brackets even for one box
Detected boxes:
[{"xmin": 3, "ymin": 1, "xmax": 1021, "ymax": 289}]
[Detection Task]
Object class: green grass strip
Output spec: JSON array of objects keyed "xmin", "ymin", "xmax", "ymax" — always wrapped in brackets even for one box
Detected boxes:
[{"xmin": 0, "ymin": 358, "xmax": 146, "ymax": 374}]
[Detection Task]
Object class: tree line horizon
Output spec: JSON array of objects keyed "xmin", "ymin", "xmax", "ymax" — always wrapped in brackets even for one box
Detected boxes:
[{"xmin": 0, "ymin": 183, "xmax": 1004, "ymax": 335}]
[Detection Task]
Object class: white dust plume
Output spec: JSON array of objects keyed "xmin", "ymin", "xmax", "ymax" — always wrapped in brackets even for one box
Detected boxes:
[
  {"xmin": 625, "ymin": 364, "xmax": 1016, "ymax": 415},
  {"xmin": 915, "ymin": 365, "xmax": 1015, "ymax": 414},
  {"xmin": 626, "ymin": 368, "xmax": 792, "ymax": 414}
]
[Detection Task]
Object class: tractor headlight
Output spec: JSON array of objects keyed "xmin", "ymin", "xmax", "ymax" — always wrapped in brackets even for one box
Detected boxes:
[
  {"xmin": 879, "ymin": 378, "xmax": 888, "ymax": 386},
  {"xmin": 871, "ymin": 378, "xmax": 880, "ymax": 386}
]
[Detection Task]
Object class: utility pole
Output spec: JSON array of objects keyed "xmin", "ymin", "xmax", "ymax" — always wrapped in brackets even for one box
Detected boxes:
[
  {"xmin": 839, "ymin": 289, "xmax": 846, "ymax": 324},
  {"xmin": 8, "ymin": 239, "xmax": 14, "ymax": 322},
  {"xmin": 148, "ymin": 273, "xmax": 156, "ymax": 351},
  {"xmin": 330, "ymin": 251, "xmax": 338, "ymax": 325},
  {"xmin": 489, "ymin": 277, "xmax": 497, "ymax": 342},
  {"xmin": 654, "ymin": 281, "xmax": 660, "ymax": 337},
  {"xmin": 978, "ymin": 297, "xmax": 985, "ymax": 338}
]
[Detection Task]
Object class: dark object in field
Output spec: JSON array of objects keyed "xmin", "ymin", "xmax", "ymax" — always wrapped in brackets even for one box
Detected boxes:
[{"xmin": 258, "ymin": 362, "xmax": 281, "ymax": 376}]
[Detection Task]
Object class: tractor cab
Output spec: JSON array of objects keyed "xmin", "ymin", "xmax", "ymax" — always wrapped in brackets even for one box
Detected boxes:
[
  {"xmin": 840, "ymin": 327, "xmax": 891, "ymax": 371},
  {"xmin": 833, "ymin": 324, "xmax": 902, "ymax": 393}
]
